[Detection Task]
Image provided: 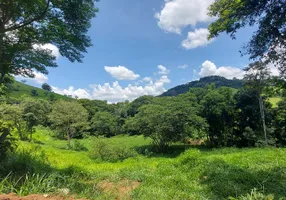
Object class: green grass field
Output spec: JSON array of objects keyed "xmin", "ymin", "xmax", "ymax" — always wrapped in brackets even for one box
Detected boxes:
[{"xmin": 0, "ymin": 127, "xmax": 285, "ymax": 200}]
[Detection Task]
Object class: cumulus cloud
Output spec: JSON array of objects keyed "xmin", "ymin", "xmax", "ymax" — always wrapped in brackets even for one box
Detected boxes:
[
  {"xmin": 158, "ymin": 65, "xmax": 170, "ymax": 75},
  {"xmin": 155, "ymin": 0, "xmax": 215, "ymax": 34},
  {"xmin": 104, "ymin": 66, "xmax": 140, "ymax": 80},
  {"xmin": 52, "ymin": 86, "xmax": 91, "ymax": 99},
  {"xmin": 142, "ymin": 77, "xmax": 153, "ymax": 82},
  {"xmin": 182, "ymin": 28, "xmax": 214, "ymax": 49},
  {"xmin": 52, "ymin": 75, "xmax": 171, "ymax": 103},
  {"xmin": 159, "ymin": 75, "xmax": 171, "ymax": 83},
  {"xmin": 16, "ymin": 71, "xmax": 49, "ymax": 84},
  {"xmin": 32, "ymin": 43, "xmax": 60, "ymax": 59},
  {"xmin": 178, "ymin": 64, "xmax": 188, "ymax": 69},
  {"xmin": 199, "ymin": 60, "xmax": 245, "ymax": 79}
]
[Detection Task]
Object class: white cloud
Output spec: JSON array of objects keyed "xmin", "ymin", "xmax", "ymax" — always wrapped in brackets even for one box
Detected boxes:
[
  {"xmin": 16, "ymin": 71, "xmax": 49, "ymax": 84},
  {"xmin": 199, "ymin": 60, "xmax": 245, "ymax": 79},
  {"xmin": 159, "ymin": 75, "xmax": 171, "ymax": 83},
  {"xmin": 155, "ymin": 0, "xmax": 215, "ymax": 34},
  {"xmin": 32, "ymin": 43, "xmax": 60, "ymax": 59},
  {"xmin": 142, "ymin": 77, "xmax": 153, "ymax": 82},
  {"xmin": 52, "ymin": 75, "xmax": 171, "ymax": 103},
  {"xmin": 178, "ymin": 64, "xmax": 188, "ymax": 69},
  {"xmin": 52, "ymin": 86, "xmax": 91, "ymax": 99},
  {"xmin": 158, "ymin": 65, "xmax": 170, "ymax": 75},
  {"xmin": 104, "ymin": 66, "xmax": 140, "ymax": 80},
  {"xmin": 182, "ymin": 28, "xmax": 214, "ymax": 49}
]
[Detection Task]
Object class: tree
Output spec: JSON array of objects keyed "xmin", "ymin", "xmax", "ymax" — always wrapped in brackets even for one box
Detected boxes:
[
  {"xmin": 201, "ymin": 85, "xmax": 236, "ymax": 146},
  {"xmin": 126, "ymin": 97, "xmax": 207, "ymax": 152},
  {"xmin": 0, "ymin": 104, "xmax": 25, "ymax": 140},
  {"xmin": 91, "ymin": 111, "xmax": 117, "ymax": 137},
  {"xmin": 49, "ymin": 100, "xmax": 88, "ymax": 149},
  {"xmin": 0, "ymin": 0, "xmax": 98, "ymax": 84},
  {"xmin": 42, "ymin": 83, "xmax": 52, "ymax": 92},
  {"xmin": 208, "ymin": 0, "xmax": 286, "ymax": 77},
  {"xmin": 23, "ymin": 112, "xmax": 38, "ymax": 141},
  {"xmin": 244, "ymin": 61, "xmax": 272, "ymax": 145},
  {"xmin": 22, "ymin": 98, "xmax": 51, "ymax": 141},
  {"xmin": 273, "ymin": 98, "xmax": 286, "ymax": 146},
  {"xmin": 21, "ymin": 80, "xmax": 27, "ymax": 84},
  {"xmin": 31, "ymin": 89, "xmax": 38, "ymax": 97}
]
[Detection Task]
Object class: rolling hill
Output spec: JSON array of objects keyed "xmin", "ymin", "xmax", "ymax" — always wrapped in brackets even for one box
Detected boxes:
[
  {"xmin": 6, "ymin": 81, "xmax": 71, "ymax": 101},
  {"xmin": 160, "ymin": 76, "xmax": 244, "ymax": 97}
]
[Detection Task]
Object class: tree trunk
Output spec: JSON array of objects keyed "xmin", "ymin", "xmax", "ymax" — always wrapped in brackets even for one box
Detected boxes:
[
  {"xmin": 67, "ymin": 126, "xmax": 71, "ymax": 150},
  {"xmin": 259, "ymin": 96, "xmax": 267, "ymax": 145},
  {"xmin": 0, "ymin": 30, "xmax": 4, "ymax": 85},
  {"xmin": 29, "ymin": 128, "xmax": 33, "ymax": 142},
  {"xmin": 67, "ymin": 132, "xmax": 71, "ymax": 150}
]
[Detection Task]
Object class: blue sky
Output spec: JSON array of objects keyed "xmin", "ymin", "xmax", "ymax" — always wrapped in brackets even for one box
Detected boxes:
[{"xmin": 18, "ymin": 0, "xmax": 257, "ymax": 103}]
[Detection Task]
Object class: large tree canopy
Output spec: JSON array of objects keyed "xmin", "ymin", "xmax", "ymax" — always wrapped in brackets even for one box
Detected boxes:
[
  {"xmin": 0, "ymin": 0, "xmax": 98, "ymax": 83},
  {"xmin": 208, "ymin": 0, "xmax": 286, "ymax": 77}
]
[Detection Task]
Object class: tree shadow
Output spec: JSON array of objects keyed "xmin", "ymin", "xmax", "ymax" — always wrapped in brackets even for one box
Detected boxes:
[
  {"xmin": 134, "ymin": 144, "xmax": 211, "ymax": 158},
  {"xmin": 200, "ymin": 158, "xmax": 286, "ymax": 199}
]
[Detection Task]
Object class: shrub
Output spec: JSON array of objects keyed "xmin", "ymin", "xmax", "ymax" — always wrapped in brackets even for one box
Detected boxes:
[
  {"xmin": 72, "ymin": 140, "xmax": 87, "ymax": 151},
  {"xmin": 89, "ymin": 138, "xmax": 137, "ymax": 162}
]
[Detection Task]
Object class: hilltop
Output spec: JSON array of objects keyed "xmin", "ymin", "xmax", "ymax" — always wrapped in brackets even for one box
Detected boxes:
[
  {"xmin": 6, "ymin": 81, "xmax": 71, "ymax": 101},
  {"xmin": 161, "ymin": 76, "xmax": 244, "ymax": 97}
]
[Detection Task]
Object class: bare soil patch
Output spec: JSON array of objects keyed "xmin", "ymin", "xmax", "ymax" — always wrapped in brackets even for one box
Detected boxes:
[{"xmin": 97, "ymin": 179, "xmax": 140, "ymax": 200}]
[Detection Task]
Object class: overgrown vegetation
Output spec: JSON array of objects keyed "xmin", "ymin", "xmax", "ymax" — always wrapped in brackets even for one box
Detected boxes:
[{"xmin": 0, "ymin": 0, "xmax": 286, "ymax": 199}]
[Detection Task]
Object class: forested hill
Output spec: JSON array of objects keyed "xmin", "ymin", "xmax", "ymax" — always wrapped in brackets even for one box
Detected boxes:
[{"xmin": 160, "ymin": 76, "xmax": 244, "ymax": 97}]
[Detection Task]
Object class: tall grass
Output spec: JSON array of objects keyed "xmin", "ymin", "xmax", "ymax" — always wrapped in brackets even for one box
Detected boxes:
[{"xmin": 0, "ymin": 130, "xmax": 285, "ymax": 199}]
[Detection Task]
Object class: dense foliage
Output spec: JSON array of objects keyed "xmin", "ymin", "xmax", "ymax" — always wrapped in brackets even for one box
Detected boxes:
[
  {"xmin": 208, "ymin": 0, "xmax": 286, "ymax": 78},
  {"xmin": 0, "ymin": 0, "xmax": 98, "ymax": 84},
  {"xmin": 0, "ymin": 76, "xmax": 285, "ymax": 155}
]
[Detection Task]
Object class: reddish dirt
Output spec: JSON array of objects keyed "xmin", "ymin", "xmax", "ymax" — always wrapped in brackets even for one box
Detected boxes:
[
  {"xmin": 0, "ymin": 193, "xmax": 87, "ymax": 200},
  {"xmin": 97, "ymin": 179, "xmax": 140, "ymax": 200}
]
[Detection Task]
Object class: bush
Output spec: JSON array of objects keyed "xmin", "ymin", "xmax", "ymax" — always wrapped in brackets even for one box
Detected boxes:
[
  {"xmin": 72, "ymin": 140, "xmax": 87, "ymax": 151},
  {"xmin": 89, "ymin": 138, "xmax": 137, "ymax": 162},
  {"xmin": 0, "ymin": 145, "xmax": 51, "ymax": 177}
]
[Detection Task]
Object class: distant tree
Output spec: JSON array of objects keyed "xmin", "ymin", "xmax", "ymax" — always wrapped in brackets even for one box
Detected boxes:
[
  {"xmin": 75, "ymin": 95, "xmax": 79, "ymax": 100},
  {"xmin": 273, "ymin": 98, "xmax": 286, "ymax": 146},
  {"xmin": 22, "ymin": 98, "xmax": 51, "ymax": 141},
  {"xmin": 23, "ymin": 112, "xmax": 38, "ymax": 141},
  {"xmin": 42, "ymin": 83, "xmax": 52, "ymax": 92},
  {"xmin": 127, "ymin": 95, "xmax": 154, "ymax": 117},
  {"xmin": 91, "ymin": 111, "xmax": 116, "ymax": 137},
  {"xmin": 208, "ymin": 0, "xmax": 286, "ymax": 77},
  {"xmin": 201, "ymin": 85, "xmax": 236, "ymax": 146},
  {"xmin": 244, "ymin": 61, "xmax": 272, "ymax": 145},
  {"xmin": 1, "ymin": 104, "xmax": 25, "ymax": 140},
  {"xmin": 49, "ymin": 100, "xmax": 88, "ymax": 149},
  {"xmin": 31, "ymin": 89, "xmax": 38, "ymax": 97},
  {"xmin": 127, "ymin": 97, "xmax": 207, "ymax": 152},
  {"xmin": 21, "ymin": 80, "xmax": 27, "ymax": 84},
  {"xmin": 0, "ymin": 0, "xmax": 98, "ymax": 84},
  {"xmin": 49, "ymin": 93, "xmax": 56, "ymax": 102}
]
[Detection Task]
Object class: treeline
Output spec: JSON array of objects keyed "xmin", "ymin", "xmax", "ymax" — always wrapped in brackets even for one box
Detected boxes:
[{"xmin": 1, "ymin": 76, "xmax": 285, "ymax": 155}]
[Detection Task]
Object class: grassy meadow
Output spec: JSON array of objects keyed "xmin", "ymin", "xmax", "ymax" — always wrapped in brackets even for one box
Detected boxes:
[
  {"xmin": 0, "ymin": 127, "xmax": 285, "ymax": 200},
  {"xmin": 8, "ymin": 81, "xmax": 71, "ymax": 101}
]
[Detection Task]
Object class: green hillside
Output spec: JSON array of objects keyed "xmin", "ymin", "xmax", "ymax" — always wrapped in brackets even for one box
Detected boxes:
[
  {"xmin": 7, "ymin": 81, "xmax": 72, "ymax": 101},
  {"xmin": 161, "ymin": 76, "xmax": 244, "ymax": 97}
]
